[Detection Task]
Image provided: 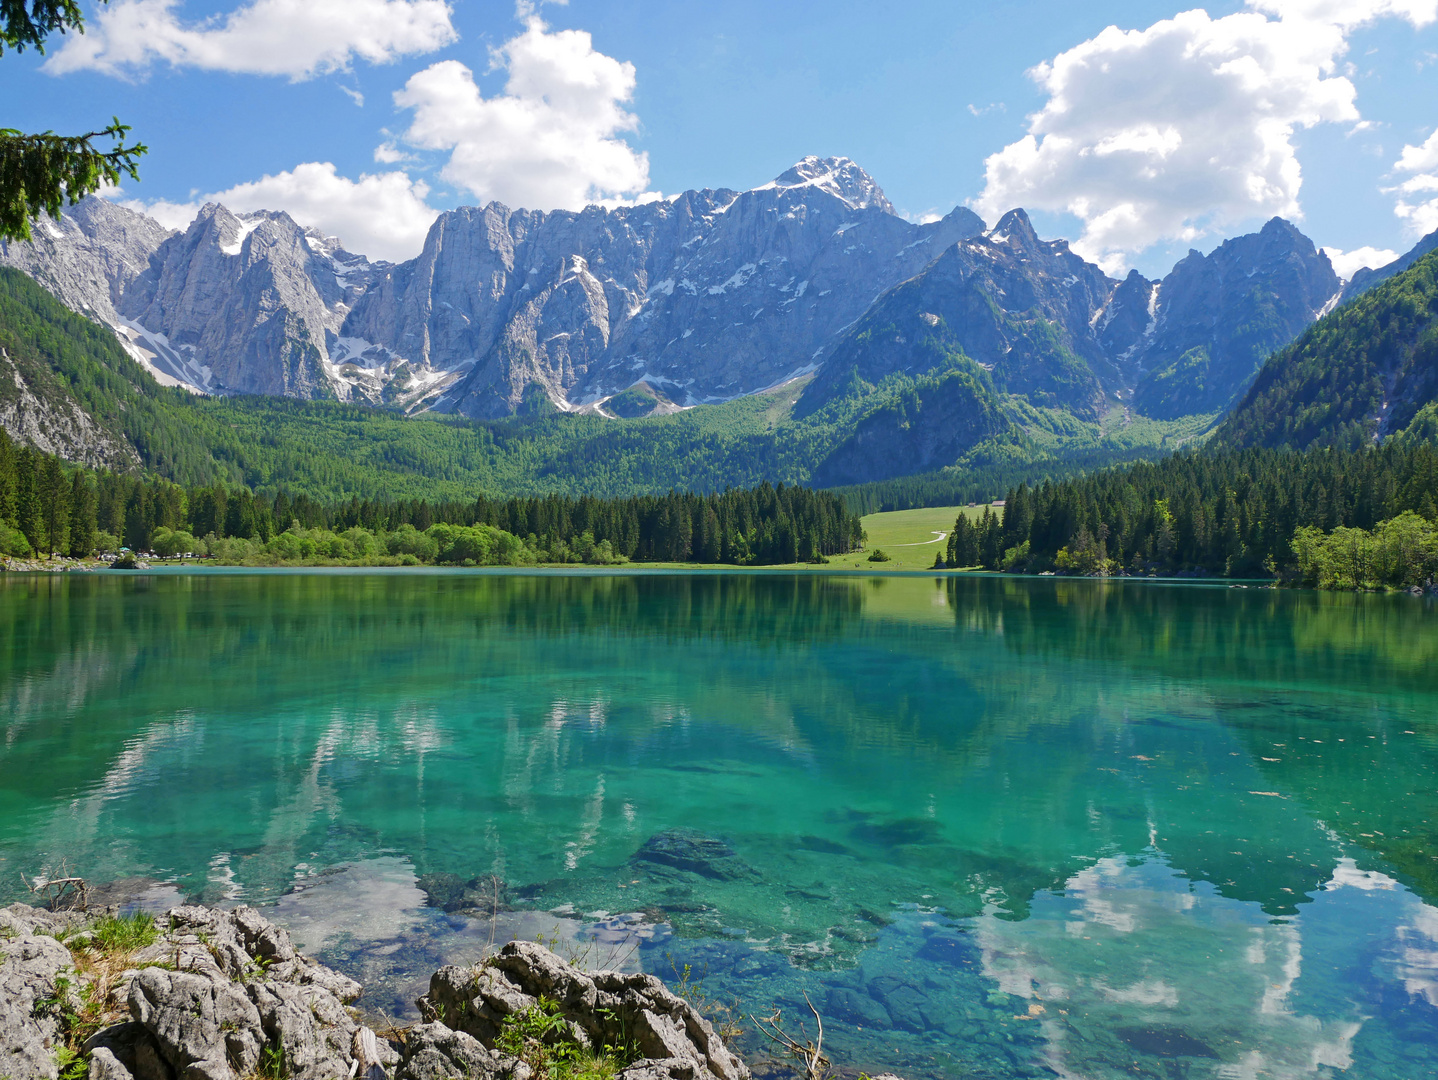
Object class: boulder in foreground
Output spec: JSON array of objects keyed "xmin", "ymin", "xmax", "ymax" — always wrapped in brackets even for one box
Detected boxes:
[{"xmin": 0, "ymin": 902, "xmax": 752, "ymax": 1080}]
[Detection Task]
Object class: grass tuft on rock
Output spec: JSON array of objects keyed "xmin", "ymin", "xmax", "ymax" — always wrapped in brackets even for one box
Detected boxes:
[{"xmin": 90, "ymin": 911, "xmax": 158, "ymax": 953}]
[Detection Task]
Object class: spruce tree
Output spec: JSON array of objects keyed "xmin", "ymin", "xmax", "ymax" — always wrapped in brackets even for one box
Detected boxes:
[
  {"xmin": 68, "ymin": 471, "xmax": 96, "ymax": 557},
  {"xmin": 123, "ymin": 481, "xmax": 149, "ymax": 550},
  {"xmin": 0, "ymin": 426, "xmax": 15, "ymax": 525},
  {"xmin": 38, "ymin": 453, "xmax": 67, "ymax": 555},
  {"xmin": 14, "ymin": 447, "xmax": 41, "ymax": 552}
]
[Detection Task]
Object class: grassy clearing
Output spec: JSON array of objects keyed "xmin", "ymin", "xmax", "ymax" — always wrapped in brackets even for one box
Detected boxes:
[{"xmin": 818, "ymin": 505, "xmax": 994, "ymax": 571}]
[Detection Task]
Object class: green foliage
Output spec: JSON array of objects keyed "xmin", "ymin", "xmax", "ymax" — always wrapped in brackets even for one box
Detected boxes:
[
  {"xmin": 495, "ymin": 997, "xmax": 632, "ymax": 1080},
  {"xmin": 150, "ymin": 527, "xmax": 197, "ymax": 557},
  {"xmin": 429, "ymin": 522, "xmax": 534, "ymax": 566},
  {"xmin": 39, "ymin": 972, "xmax": 103, "ymax": 1075},
  {"xmin": 1, "ymin": 120, "xmax": 147, "ymax": 242},
  {"xmin": 0, "ymin": 517, "xmax": 30, "ymax": 555},
  {"xmin": 1292, "ymin": 511, "xmax": 1438, "ymax": 589},
  {"xmin": 1, "ymin": 1, "xmax": 89, "ymax": 54},
  {"xmin": 1, "ymin": 3, "xmax": 146, "ymax": 242},
  {"xmin": 54, "ymin": 1043, "xmax": 87, "ymax": 1080},
  {"xmin": 256, "ymin": 1041, "xmax": 288, "ymax": 1080},
  {"xmin": 866, "ymin": 548, "xmax": 891, "ymax": 562},
  {"xmin": 605, "ymin": 382, "xmax": 664, "ymax": 418},
  {"xmin": 834, "ymin": 404, "xmax": 1219, "ymax": 515},
  {"xmin": 1000, "ymin": 540, "xmax": 1031, "ymax": 572},
  {"xmin": 990, "ymin": 441, "xmax": 1438, "ymax": 583},
  {"xmin": 0, "ymin": 424, "xmax": 863, "ymax": 567},
  {"xmin": 88, "ymin": 911, "xmax": 158, "ymax": 953}
]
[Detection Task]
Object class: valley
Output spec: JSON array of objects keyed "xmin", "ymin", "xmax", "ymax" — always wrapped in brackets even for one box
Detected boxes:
[{"xmin": 8, "ymin": 156, "xmax": 1430, "ymax": 498}]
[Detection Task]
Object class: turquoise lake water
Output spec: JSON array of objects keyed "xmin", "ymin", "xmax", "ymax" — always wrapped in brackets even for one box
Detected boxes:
[{"xmin": 2, "ymin": 569, "xmax": 1436, "ymax": 1078}]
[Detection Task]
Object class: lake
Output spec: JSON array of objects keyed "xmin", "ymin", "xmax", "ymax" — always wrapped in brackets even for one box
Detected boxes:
[{"xmin": 2, "ymin": 569, "xmax": 1436, "ymax": 1079}]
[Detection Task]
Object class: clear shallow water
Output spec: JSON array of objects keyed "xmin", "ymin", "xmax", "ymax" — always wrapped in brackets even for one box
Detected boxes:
[{"xmin": 2, "ymin": 570, "xmax": 1437, "ymax": 1079}]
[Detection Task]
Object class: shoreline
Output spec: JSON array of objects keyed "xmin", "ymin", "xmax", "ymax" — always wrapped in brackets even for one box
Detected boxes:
[
  {"xmin": 0, "ymin": 899, "xmax": 764, "ymax": 1080},
  {"xmin": 0, "ymin": 555, "xmax": 1362, "ymax": 591}
]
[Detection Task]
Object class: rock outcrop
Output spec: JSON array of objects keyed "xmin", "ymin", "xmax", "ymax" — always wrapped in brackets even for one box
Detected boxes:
[
  {"xmin": 0, "ymin": 199, "xmax": 173, "ymax": 328},
  {"xmin": 345, "ymin": 157, "xmax": 985, "ymax": 418},
  {"xmin": 0, "ymin": 345, "xmax": 142, "ymax": 471},
  {"xmin": 0, "ymin": 904, "xmax": 752, "ymax": 1080},
  {"xmin": 1128, "ymin": 217, "xmax": 1341, "ymax": 418},
  {"xmin": 0, "ymin": 160, "xmax": 986, "ymax": 415},
  {"xmin": 0, "ymin": 923, "xmax": 78, "ymax": 1079},
  {"xmin": 418, "ymin": 940, "xmax": 748, "ymax": 1080}
]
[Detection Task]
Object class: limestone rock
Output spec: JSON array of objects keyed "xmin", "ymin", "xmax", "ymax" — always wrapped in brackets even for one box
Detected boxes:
[
  {"xmin": 0, "ymin": 198, "xmax": 172, "ymax": 326},
  {"xmin": 116, "ymin": 905, "xmax": 365, "ymax": 1080},
  {"xmin": 0, "ymin": 903, "xmax": 87, "ymax": 938},
  {"xmin": 83, "ymin": 1020, "xmax": 170, "ymax": 1080},
  {"xmin": 1128, "ymin": 217, "xmax": 1341, "ymax": 418},
  {"xmin": 0, "ymin": 346, "xmax": 141, "ymax": 472},
  {"xmin": 353, "ymin": 159, "xmax": 984, "ymax": 418},
  {"xmin": 161, "ymin": 904, "xmax": 362, "ymax": 1001},
  {"xmin": 0, "ymin": 932, "xmax": 75, "ymax": 1080},
  {"xmin": 3, "ymin": 903, "xmax": 757, "ymax": 1080},
  {"xmin": 418, "ymin": 940, "xmax": 748, "ymax": 1080},
  {"xmin": 616, "ymin": 1059, "xmax": 701, "ymax": 1080},
  {"xmin": 393, "ymin": 1022, "xmax": 528, "ymax": 1080},
  {"xmin": 2, "ymin": 161, "xmax": 982, "ymax": 416},
  {"xmin": 129, "ymin": 967, "xmax": 266, "ymax": 1080}
]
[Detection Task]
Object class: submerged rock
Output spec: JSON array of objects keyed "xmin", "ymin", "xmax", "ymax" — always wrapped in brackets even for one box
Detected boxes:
[
  {"xmin": 632, "ymin": 830, "xmax": 758, "ymax": 882},
  {"xmin": 415, "ymin": 872, "xmax": 510, "ymax": 915}
]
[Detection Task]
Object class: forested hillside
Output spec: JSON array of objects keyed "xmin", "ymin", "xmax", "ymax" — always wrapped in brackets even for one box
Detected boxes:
[
  {"xmin": 0, "ymin": 423, "xmax": 862, "ymax": 565},
  {"xmin": 1214, "ymin": 250, "xmax": 1438, "ymax": 451},
  {"xmin": 0, "ymin": 266, "xmax": 1201, "ymax": 503}
]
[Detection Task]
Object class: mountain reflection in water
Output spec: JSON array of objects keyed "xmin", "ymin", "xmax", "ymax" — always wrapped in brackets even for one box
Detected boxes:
[{"xmin": 1, "ymin": 570, "xmax": 1435, "ymax": 1078}]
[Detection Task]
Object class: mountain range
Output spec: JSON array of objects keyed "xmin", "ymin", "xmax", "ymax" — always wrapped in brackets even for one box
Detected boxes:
[{"xmin": 2, "ymin": 156, "xmax": 1436, "ymax": 493}]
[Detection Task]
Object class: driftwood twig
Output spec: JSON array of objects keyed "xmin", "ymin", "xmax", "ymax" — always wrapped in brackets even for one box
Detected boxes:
[
  {"xmin": 22, "ymin": 861, "xmax": 89, "ymax": 912},
  {"xmin": 751, "ymin": 990, "xmax": 829, "ymax": 1080}
]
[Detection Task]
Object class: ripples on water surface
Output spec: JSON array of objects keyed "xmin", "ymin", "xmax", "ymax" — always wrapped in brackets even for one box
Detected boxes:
[{"xmin": 1, "ymin": 570, "xmax": 1436, "ymax": 1078}]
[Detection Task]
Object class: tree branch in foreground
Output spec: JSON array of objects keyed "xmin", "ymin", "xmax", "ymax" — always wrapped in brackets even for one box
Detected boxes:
[{"xmin": 0, "ymin": 119, "xmax": 147, "ymax": 241}]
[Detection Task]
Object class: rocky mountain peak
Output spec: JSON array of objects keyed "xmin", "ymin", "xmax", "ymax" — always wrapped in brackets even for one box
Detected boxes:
[
  {"xmin": 762, "ymin": 156, "xmax": 895, "ymax": 214},
  {"xmin": 1129, "ymin": 216, "xmax": 1340, "ymax": 418}
]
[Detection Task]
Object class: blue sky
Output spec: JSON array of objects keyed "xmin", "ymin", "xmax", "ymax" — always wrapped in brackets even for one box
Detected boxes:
[{"xmin": 4, "ymin": 0, "xmax": 1437, "ymax": 276}]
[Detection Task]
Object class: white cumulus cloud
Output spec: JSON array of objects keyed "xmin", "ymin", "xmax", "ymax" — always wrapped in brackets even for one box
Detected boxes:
[
  {"xmin": 1248, "ymin": 0, "xmax": 1437, "ymax": 30},
  {"xmin": 976, "ymin": 2, "xmax": 1434, "ymax": 271},
  {"xmin": 1321, "ymin": 245, "xmax": 1400, "ymax": 278},
  {"xmin": 1393, "ymin": 127, "xmax": 1438, "ymax": 237},
  {"xmin": 120, "ymin": 163, "xmax": 438, "ymax": 262},
  {"xmin": 392, "ymin": 14, "xmax": 652, "ymax": 211},
  {"xmin": 46, "ymin": 0, "xmax": 457, "ymax": 79}
]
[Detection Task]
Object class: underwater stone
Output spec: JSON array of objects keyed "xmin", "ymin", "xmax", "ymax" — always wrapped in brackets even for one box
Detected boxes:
[{"xmin": 632, "ymin": 830, "xmax": 758, "ymax": 882}]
